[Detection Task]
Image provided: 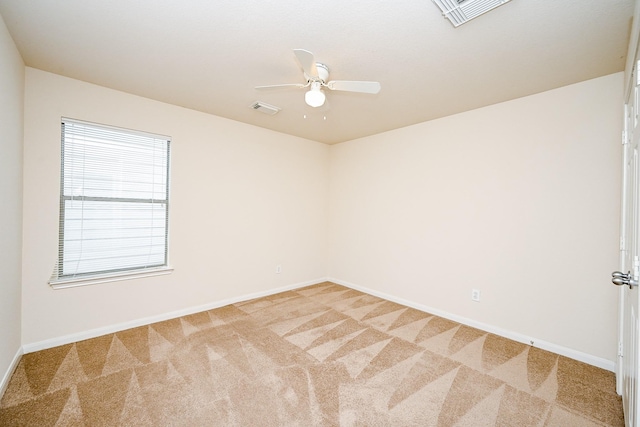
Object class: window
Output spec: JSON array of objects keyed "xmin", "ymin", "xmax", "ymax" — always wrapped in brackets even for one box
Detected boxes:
[{"xmin": 50, "ymin": 118, "xmax": 171, "ymax": 288}]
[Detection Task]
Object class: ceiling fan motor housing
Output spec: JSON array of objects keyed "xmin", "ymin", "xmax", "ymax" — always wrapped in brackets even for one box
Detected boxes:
[{"xmin": 307, "ymin": 63, "xmax": 329, "ymax": 83}]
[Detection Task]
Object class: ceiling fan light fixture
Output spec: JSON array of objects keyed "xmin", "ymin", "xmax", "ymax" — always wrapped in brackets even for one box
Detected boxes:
[
  {"xmin": 305, "ymin": 82, "xmax": 326, "ymax": 107},
  {"xmin": 256, "ymin": 49, "xmax": 381, "ymax": 109}
]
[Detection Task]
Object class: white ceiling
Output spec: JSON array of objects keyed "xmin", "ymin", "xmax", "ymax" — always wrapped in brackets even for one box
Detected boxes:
[{"xmin": 0, "ymin": 0, "xmax": 634, "ymax": 144}]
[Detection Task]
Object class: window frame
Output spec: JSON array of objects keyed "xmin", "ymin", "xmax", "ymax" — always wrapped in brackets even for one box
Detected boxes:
[{"xmin": 49, "ymin": 118, "xmax": 173, "ymax": 289}]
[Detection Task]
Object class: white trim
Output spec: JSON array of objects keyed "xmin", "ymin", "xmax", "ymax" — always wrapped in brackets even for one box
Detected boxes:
[
  {"xmin": 49, "ymin": 266, "xmax": 174, "ymax": 289},
  {"xmin": 23, "ymin": 277, "xmax": 329, "ymax": 354},
  {"xmin": 1, "ymin": 346, "xmax": 23, "ymax": 399},
  {"xmin": 25, "ymin": 275, "xmax": 615, "ymax": 372},
  {"xmin": 329, "ymin": 277, "xmax": 617, "ymax": 372},
  {"xmin": 61, "ymin": 116, "xmax": 171, "ymax": 142}
]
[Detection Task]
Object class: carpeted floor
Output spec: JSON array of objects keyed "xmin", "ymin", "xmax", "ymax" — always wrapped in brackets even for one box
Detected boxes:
[{"xmin": 0, "ymin": 282, "xmax": 624, "ymax": 426}]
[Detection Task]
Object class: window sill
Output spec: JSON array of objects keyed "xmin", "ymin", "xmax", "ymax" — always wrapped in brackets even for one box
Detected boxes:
[{"xmin": 49, "ymin": 266, "xmax": 174, "ymax": 289}]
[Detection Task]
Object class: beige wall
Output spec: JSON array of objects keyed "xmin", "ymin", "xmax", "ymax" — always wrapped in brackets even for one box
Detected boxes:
[
  {"xmin": 328, "ymin": 73, "xmax": 623, "ymax": 362},
  {"xmin": 16, "ymin": 66, "xmax": 624, "ymax": 367},
  {"xmin": 0, "ymin": 14, "xmax": 24, "ymax": 386},
  {"xmin": 22, "ymin": 68, "xmax": 329, "ymax": 345}
]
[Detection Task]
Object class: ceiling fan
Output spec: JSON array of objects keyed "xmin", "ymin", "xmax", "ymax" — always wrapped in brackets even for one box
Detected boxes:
[{"xmin": 255, "ymin": 49, "xmax": 381, "ymax": 108}]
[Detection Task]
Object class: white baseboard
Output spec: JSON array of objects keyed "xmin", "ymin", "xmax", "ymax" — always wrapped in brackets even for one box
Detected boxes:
[
  {"xmin": 21, "ymin": 275, "xmax": 614, "ymax": 373},
  {"xmin": 329, "ymin": 277, "xmax": 616, "ymax": 372},
  {"xmin": 1, "ymin": 346, "xmax": 23, "ymax": 399},
  {"xmin": 22, "ymin": 277, "xmax": 329, "ymax": 354}
]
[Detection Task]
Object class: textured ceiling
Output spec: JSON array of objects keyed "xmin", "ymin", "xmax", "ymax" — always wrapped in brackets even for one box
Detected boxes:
[{"xmin": 0, "ymin": 0, "xmax": 634, "ymax": 144}]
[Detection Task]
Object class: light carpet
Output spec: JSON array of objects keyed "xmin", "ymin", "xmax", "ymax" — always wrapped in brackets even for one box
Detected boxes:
[{"xmin": 0, "ymin": 282, "xmax": 623, "ymax": 426}]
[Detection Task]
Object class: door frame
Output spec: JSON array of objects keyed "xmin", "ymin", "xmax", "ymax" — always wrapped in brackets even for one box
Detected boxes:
[{"xmin": 618, "ymin": 0, "xmax": 640, "ymax": 415}]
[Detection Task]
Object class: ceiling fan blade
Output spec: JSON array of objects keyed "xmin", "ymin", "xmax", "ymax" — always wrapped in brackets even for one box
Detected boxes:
[
  {"xmin": 293, "ymin": 49, "xmax": 318, "ymax": 78},
  {"xmin": 326, "ymin": 80, "xmax": 381, "ymax": 94},
  {"xmin": 255, "ymin": 83, "xmax": 306, "ymax": 90}
]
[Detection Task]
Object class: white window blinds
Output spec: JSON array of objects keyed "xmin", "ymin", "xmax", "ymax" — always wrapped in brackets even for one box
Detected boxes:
[{"xmin": 53, "ymin": 118, "xmax": 170, "ymax": 284}]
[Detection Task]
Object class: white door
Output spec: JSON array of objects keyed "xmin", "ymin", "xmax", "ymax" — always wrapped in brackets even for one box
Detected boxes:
[{"xmin": 616, "ymin": 62, "xmax": 640, "ymax": 427}]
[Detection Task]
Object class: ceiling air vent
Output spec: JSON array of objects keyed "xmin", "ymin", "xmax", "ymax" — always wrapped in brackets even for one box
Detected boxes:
[
  {"xmin": 250, "ymin": 101, "xmax": 281, "ymax": 115},
  {"xmin": 432, "ymin": 0, "xmax": 512, "ymax": 27}
]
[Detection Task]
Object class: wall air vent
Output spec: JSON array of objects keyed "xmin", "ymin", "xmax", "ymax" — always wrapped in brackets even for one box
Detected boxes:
[
  {"xmin": 432, "ymin": 0, "xmax": 512, "ymax": 27},
  {"xmin": 250, "ymin": 101, "xmax": 281, "ymax": 115}
]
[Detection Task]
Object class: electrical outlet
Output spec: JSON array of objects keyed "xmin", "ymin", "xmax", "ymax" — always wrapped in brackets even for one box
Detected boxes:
[
  {"xmin": 276, "ymin": 265, "xmax": 282, "ymax": 274},
  {"xmin": 471, "ymin": 289, "xmax": 481, "ymax": 302}
]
